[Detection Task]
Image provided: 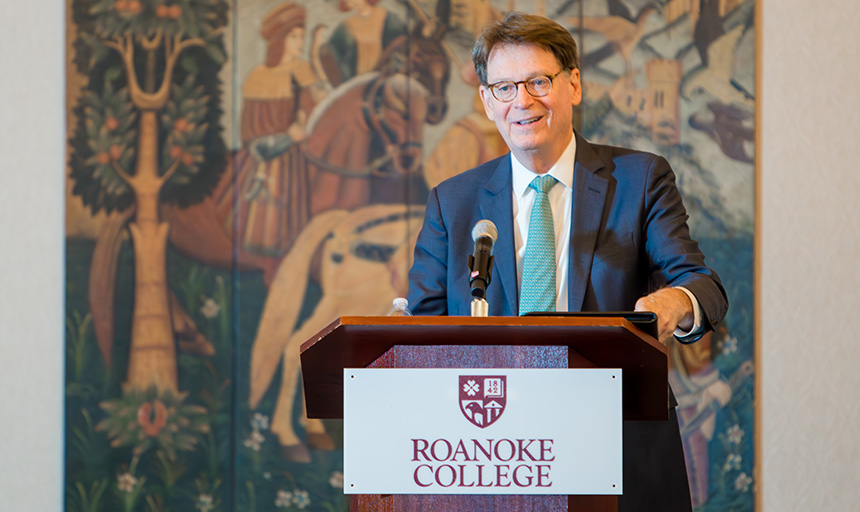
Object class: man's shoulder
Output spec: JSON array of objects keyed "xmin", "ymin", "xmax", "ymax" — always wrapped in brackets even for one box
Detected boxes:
[
  {"xmin": 434, "ymin": 153, "xmax": 508, "ymax": 192},
  {"xmin": 582, "ymin": 138, "xmax": 663, "ymax": 172}
]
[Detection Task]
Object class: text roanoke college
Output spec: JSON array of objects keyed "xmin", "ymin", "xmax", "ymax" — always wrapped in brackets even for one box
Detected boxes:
[{"xmin": 411, "ymin": 438, "xmax": 556, "ymax": 489}]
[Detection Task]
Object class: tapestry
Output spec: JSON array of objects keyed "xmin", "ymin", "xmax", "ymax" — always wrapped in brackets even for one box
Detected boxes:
[{"xmin": 64, "ymin": 0, "xmax": 755, "ymax": 510}]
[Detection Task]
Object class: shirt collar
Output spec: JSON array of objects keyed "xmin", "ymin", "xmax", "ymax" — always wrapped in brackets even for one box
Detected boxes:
[{"xmin": 511, "ymin": 132, "xmax": 577, "ymax": 198}]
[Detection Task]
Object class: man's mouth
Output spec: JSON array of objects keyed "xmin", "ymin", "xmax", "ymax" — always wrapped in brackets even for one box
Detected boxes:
[{"xmin": 515, "ymin": 116, "xmax": 542, "ymax": 126}]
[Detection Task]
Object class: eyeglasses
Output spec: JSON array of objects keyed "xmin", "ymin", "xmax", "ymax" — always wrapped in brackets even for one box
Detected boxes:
[{"xmin": 486, "ymin": 70, "xmax": 566, "ymax": 102}]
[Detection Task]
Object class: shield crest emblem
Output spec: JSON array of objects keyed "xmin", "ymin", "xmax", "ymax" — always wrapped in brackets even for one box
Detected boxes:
[{"xmin": 459, "ymin": 375, "xmax": 506, "ymax": 428}]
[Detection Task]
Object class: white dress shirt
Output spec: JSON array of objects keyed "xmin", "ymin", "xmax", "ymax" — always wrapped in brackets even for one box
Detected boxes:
[{"xmin": 510, "ymin": 133, "xmax": 702, "ymax": 336}]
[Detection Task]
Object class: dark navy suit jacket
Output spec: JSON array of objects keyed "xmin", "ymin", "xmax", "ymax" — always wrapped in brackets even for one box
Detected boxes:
[{"xmin": 407, "ymin": 132, "xmax": 728, "ymax": 510}]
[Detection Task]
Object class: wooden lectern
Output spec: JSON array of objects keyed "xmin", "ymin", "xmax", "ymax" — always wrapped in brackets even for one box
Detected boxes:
[{"xmin": 301, "ymin": 315, "xmax": 668, "ymax": 512}]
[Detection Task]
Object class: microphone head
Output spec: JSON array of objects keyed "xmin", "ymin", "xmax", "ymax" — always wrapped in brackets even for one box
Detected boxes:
[{"xmin": 471, "ymin": 219, "xmax": 498, "ymax": 244}]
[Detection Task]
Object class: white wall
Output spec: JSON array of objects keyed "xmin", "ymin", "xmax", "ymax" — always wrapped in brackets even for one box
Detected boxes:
[
  {"xmin": 759, "ymin": 0, "xmax": 860, "ymax": 510},
  {"xmin": 3, "ymin": 0, "xmax": 860, "ymax": 510},
  {"xmin": 0, "ymin": 0, "xmax": 65, "ymax": 510}
]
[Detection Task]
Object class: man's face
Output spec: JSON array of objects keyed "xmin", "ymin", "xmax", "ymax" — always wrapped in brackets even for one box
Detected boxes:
[
  {"xmin": 284, "ymin": 27, "xmax": 305, "ymax": 60},
  {"xmin": 479, "ymin": 43, "xmax": 581, "ymax": 171}
]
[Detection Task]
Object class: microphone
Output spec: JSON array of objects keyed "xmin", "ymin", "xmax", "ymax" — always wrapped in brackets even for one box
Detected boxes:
[{"xmin": 468, "ymin": 220, "xmax": 498, "ymax": 299}]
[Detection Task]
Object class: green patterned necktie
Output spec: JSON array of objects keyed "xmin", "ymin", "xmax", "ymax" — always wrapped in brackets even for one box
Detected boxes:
[{"xmin": 519, "ymin": 175, "xmax": 558, "ymax": 315}]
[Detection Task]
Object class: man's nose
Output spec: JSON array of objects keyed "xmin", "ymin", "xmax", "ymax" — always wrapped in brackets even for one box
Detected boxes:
[{"xmin": 512, "ymin": 82, "xmax": 535, "ymax": 107}]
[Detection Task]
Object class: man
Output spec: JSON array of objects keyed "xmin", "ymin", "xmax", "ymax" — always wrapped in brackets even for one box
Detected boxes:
[{"xmin": 407, "ymin": 11, "xmax": 728, "ymax": 511}]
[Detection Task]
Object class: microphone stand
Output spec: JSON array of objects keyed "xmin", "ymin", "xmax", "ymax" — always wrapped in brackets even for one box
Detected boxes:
[{"xmin": 471, "ymin": 297, "xmax": 488, "ymax": 317}]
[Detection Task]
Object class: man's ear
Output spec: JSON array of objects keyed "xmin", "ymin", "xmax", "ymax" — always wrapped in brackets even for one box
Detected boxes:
[
  {"xmin": 568, "ymin": 68, "xmax": 582, "ymax": 106},
  {"xmin": 479, "ymin": 86, "xmax": 495, "ymax": 121}
]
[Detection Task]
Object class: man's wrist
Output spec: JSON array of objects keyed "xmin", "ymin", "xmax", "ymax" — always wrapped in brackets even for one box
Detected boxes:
[{"xmin": 673, "ymin": 286, "xmax": 702, "ymax": 343}]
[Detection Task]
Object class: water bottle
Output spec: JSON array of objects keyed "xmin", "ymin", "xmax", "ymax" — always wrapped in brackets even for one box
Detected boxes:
[{"xmin": 388, "ymin": 297, "xmax": 413, "ymax": 316}]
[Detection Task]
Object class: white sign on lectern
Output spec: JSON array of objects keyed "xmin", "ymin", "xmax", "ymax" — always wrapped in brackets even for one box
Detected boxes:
[{"xmin": 343, "ymin": 368, "xmax": 622, "ymax": 495}]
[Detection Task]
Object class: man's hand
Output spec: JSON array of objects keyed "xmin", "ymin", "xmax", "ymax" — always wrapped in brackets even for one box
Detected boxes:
[{"xmin": 634, "ymin": 288, "xmax": 694, "ymax": 344}]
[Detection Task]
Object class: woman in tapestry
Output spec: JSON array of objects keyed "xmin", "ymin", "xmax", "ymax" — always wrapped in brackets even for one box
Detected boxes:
[
  {"xmin": 233, "ymin": 3, "xmax": 327, "ymax": 258},
  {"xmin": 318, "ymin": 0, "xmax": 406, "ymax": 87}
]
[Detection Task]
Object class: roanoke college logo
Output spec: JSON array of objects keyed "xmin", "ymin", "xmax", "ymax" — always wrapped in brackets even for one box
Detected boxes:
[{"xmin": 459, "ymin": 375, "xmax": 507, "ymax": 428}]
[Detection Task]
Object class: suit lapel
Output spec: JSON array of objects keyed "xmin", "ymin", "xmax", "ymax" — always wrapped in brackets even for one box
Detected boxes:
[
  {"xmin": 568, "ymin": 133, "xmax": 608, "ymax": 311},
  {"xmin": 479, "ymin": 157, "xmax": 518, "ymax": 314}
]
